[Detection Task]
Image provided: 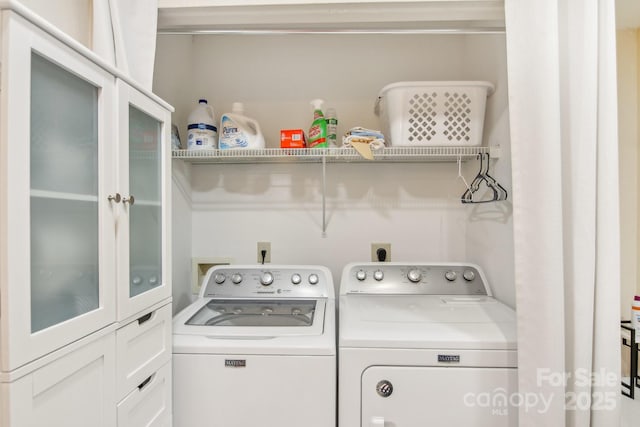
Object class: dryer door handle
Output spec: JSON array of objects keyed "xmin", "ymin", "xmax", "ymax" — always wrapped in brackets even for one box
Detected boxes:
[{"xmin": 370, "ymin": 416, "xmax": 385, "ymax": 427}]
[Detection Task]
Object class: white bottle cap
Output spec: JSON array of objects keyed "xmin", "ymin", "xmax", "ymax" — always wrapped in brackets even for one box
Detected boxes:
[
  {"xmin": 310, "ymin": 99, "xmax": 325, "ymax": 110},
  {"xmin": 232, "ymin": 102, "xmax": 244, "ymax": 114}
]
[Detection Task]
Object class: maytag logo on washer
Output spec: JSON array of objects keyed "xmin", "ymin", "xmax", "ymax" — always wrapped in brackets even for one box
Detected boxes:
[
  {"xmin": 225, "ymin": 359, "xmax": 246, "ymax": 367},
  {"xmin": 438, "ymin": 354, "xmax": 460, "ymax": 363}
]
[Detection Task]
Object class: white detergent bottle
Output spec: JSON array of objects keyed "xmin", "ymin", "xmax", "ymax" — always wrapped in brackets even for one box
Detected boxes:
[
  {"xmin": 187, "ymin": 99, "xmax": 217, "ymax": 150},
  {"xmin": 218, "ymin": 102, "xmax": 266, "ymax": 149}
]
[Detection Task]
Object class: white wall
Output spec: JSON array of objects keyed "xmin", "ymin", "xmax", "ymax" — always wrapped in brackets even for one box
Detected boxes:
[
  {"xmin": 154, "ymin": 32, "xmax": 515, "ymax": 312},
  {"xmin": 17, "ymin": 0, "xmax": 92, "ymax": 47},
  {"xmin": 617, "ymin": 29, "xmax": 640, "ymax": 317},
  {"xmin": 159, "ymin": 33, "xmax": 478, "ymax": 147},
  {"xmin": 171, "ymin": 160, "xmax": 193, "ymax": 313},
  {"xmin": 460, "ymin": 34, "xmax": 514, "ymax": 307}
]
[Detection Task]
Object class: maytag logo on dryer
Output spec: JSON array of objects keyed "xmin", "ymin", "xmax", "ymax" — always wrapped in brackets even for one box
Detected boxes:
[
  {"xmin": 438, "ymin": 354, "xmax": 461, "ymax": 363},
  {"xmin": 225, "ymin": 359, "xmax": 246, "ymax": 368}
]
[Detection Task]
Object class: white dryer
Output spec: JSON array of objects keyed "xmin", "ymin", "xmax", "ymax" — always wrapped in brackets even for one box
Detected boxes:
[
  {"xmin": 173, "ymin": 265, "xmax": 336, "ymax": 427},
  {"xmin": 339, "ymin": 262, "xmax": 517, "ymax": 426}
]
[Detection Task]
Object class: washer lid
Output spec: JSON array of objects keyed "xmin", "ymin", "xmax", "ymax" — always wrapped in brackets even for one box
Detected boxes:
[
  {"xmin": 173, "ymin": 297, "xmax": 326, "ymax": 337},
  {"xmin": 339, "ymin": 294, "xmax": 516, "ymax": 350},
  {"xmin": 186, "ymin": 299, "xmax": 316, "ymax": 327}
]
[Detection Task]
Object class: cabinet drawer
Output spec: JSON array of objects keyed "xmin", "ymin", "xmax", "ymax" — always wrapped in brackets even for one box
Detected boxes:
[
  {"xmin": 116, "ymin": 303, "xmax": 172, "ymax": 400},
  {"xmin": 117, "ymin": 361, "xmax": 172, "ymax": 427}
]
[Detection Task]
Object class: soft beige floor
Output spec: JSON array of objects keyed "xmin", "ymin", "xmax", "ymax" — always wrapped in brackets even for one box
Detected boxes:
[{"xmin": 621, "ymin": 392, "xmax": 640, "ymax": 426}]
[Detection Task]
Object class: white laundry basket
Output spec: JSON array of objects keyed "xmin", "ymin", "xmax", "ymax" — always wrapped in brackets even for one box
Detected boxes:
[{"xmin": 375, "ymin": 81, "xmax": 495, "ymax": 146}]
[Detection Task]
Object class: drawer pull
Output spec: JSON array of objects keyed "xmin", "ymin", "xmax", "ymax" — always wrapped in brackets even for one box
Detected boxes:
[
  {"xmin": 137, "ymin": 312, "xmax": 153, "ymax": 325},
  {"xmin": 138, "ymin": 374, "xmax": 154, "ymax": 391}
]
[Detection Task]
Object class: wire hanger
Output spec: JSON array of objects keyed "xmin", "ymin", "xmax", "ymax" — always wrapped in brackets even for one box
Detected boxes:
[
  {"xmin": 461, "ymin": 152, "xmax": 508, "ymax": 203},
  {"xmin": 456, "ymin": 155, "xmax": 473, "ymax": 194}
]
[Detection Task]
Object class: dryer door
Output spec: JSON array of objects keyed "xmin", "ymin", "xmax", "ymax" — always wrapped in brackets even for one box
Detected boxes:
[{"xmin": 361, "ymin": 366, "xmax": 518, "ymax": 426}]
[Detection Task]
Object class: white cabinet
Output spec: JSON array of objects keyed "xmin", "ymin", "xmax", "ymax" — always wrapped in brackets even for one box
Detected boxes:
[
  {"xmin": 1, "ymin": 332, "xmax": 117, "ymax": 427},
  {"xmin": 115, "ymin": 303, "xmax": 172, "ymax": 401},
  {"xmin": 0, "ymin": 7, "xmax": 117, "ymax": 373},
  {"xmin": 116, "ymin": 80, "xmax": 172, "ymax": 321},
  {"xmin": 117, "ymin": 361, "xmax": 172, "ymax": 427},
  {"xmin": 0, "ymin": 4, "xmax": 173, "ymax": 427}
]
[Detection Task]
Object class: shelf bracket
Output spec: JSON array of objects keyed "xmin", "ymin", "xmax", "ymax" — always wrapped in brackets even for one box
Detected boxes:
[{"xmin": 321, "ymin": 155, "xmax": 327, "ymax": 237}]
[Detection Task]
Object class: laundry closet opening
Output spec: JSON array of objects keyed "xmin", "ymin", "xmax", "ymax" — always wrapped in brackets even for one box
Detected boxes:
[{"xmin": 153, "ymin": 3, "xmax": 514, "ymax": 315}]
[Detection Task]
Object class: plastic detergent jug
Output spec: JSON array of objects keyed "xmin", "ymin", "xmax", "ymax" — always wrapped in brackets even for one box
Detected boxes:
[
  {"xmin": 632, "ymin": 295, "xmax": 640, "ymax": 342},
  {"xmin": 308, "ymin": 99, "xmax": 327, "ymax": 148},
  {"xmin": 218, "ymin": 102, "xmax": 266, "ymax": 149},
  {"xmin": 187, "ymin": 99, "xmax": 217, "ymax": 150}
]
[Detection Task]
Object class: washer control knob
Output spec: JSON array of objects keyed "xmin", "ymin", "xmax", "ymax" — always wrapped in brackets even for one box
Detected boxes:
[
  {"xmin": 373, "ymin": 270, "xmax": 384, "ymax": 281},
  {"xmin": 291, "ymin": 273, "xmax": 302, "ymax": 285},
  {"xmin": 231, "ymin": 273, "xmax": 243, "ymax": 284},
  {"xmin": 463, "ymin": 270, "xmax": 476, "ymax": 282},
  {"xmin": 407, "ymin": 269, "xmax": 422, "ymax": 283},
  {"xmin": 260, "ymin": 272, "xmax": 274, "ymax": 286},
  {"xmin": 376, "ymin": 380, "xmax": 393, "ymax": 398},
  {"xmin": 214, "ymin": 273, "xmax": 226, "ymax": 284},
  {"xmin": 445, "ymin": 270, "xmax": 457, "ymax": 282},
  {"xmin": 356, "ymin": 270, "xmax": 367, "ymax": 281},
  {"xmin": 308, "ymin": 274, "xmax": 319, "ymax": 285}
]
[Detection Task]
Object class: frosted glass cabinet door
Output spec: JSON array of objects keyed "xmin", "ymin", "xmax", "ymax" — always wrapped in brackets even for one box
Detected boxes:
[
  {"xmin": 30, "ymin": 53, "xmax": 100, "ymax": 333},
  {"xmin": 0, "ymin": 13, "xmax": 116, "ymax": 371},
  {"xmin": 116, "ymin": 80, "xmax": 171, "ymax": 320}
]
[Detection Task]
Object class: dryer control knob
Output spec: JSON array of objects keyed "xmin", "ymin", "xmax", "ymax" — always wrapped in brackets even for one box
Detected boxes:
[
  {"xmin": 231, "ymin": 273, "xmax": 243, "ymax": 284},
  {"xmin": 260, "ymin": 272, "xmax": 274, "ymax": 286},
  {"xmin": 445, "ymin": 270, "xmax": 457, "ymax": 282},
  {"xmin": 373, "ymin": 270, "xmax": 384, "ymax": 281},
  {"xmin": 214, "ymin": 273, "xmax": 226, "ymax": 284},
  {"xmin": 407, "ymin": 269, "xmax": 422, "ymax": 283},
  {"xmin": 291, "ymin": 273, "xmax": 302, "ymax": 285},
  {"xmin": 356, "ymin": 270, "xmax": 367, "ymax": 281},
  {"xmin": 308, "ymin": 274, "xmax": 319, "ymax": 285},
  {"xmin": 376, "ymin": 380, "xmax": 393, "ymax": 398},
  {"xmin": 463, "ymin": 270, "xmax": 476, "ymax": 282}
]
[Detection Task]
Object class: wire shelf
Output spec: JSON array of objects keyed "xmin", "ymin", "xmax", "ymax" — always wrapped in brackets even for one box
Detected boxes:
[{"xmin": 172, "ymin": 146, "xmax": 498, "ymax": 164}]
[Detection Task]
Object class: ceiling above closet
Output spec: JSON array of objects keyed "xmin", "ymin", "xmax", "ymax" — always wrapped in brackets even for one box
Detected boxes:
[{"xmin": 157, "ymin": 0, "xmax": 505, "ymax": 34}]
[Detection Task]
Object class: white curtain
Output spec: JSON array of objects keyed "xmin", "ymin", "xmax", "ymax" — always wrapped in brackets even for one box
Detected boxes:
[
  {"xmin": 92, "ymin": 0, "xmax": 158, "ymax": 90},
  {"xmin": 505, "ymin": 0, "xmax": 621, "ymax": 426}
]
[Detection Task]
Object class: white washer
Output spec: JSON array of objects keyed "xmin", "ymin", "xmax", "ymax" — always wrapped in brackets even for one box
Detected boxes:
[
  {"xmin": 339, "ymin": 262, "xmax": 518, "ymax": 426},
  {"xmin": 173, "ymin": 265, "xmax": 336, "ymax": 427}
]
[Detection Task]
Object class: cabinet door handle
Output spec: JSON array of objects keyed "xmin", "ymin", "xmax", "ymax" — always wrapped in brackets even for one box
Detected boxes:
[
  {"xmin": 137, "ymin": 311, "xmax": 153, "ymax": 325},
  {"xmin": 137, "ymin": 374, "xmax": 154, "ymax": 391},
  {"xmin": 107, "ymin": 193, "xmax": 121, "ymax": 203},
  {"xmin": 122, "ymin": 195, "xmax": 135, "ymax": 206}
]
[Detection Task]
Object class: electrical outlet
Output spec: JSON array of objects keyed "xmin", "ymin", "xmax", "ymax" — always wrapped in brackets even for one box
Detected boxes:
[
  {"xmin": 371, "ymin": 243, "xmax": 391, "ymax": 262},
  {"xmin": 257, "ymin": 242, "xmax": 271, "ymax": 263}
]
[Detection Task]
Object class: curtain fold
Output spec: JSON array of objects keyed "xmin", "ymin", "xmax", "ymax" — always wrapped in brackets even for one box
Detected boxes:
[
  {"xmin": 505, "ymin": 0, "xmax": 621, "ymax": 425},
  {"xmin": 92, "ymin": 0, "xmax": 158, "ymax": 90}
]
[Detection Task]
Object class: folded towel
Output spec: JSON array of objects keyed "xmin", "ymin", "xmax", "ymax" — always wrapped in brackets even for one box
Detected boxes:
[
  {"xmin": 342, "ymin": 127, "xmax": 386, "ymax": 150},
  {"xmin": 346, "ymin": 127, "xmax": 385, "ymax": 139}
]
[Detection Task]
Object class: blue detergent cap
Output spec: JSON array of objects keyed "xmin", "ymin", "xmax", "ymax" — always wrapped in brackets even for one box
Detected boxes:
[{"xmin": 198, "ymin": 98, "xmax": 208, "ymax": 104}]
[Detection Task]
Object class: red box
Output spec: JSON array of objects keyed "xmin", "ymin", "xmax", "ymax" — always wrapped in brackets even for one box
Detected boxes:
[{"xmin": 280, "ymin": 129, "xmax": 306, "ymax": 148}]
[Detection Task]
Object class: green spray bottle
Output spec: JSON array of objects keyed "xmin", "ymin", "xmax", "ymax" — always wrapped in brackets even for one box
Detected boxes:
[{"xmin": 308, "ymin": 99, "xmax": 328, "ymax": 148}]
